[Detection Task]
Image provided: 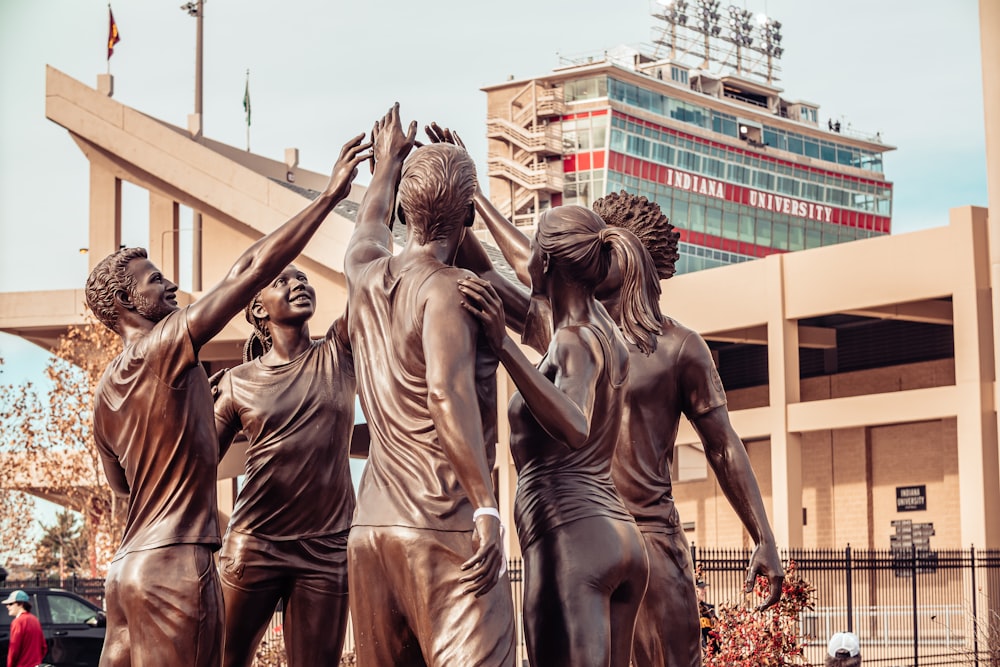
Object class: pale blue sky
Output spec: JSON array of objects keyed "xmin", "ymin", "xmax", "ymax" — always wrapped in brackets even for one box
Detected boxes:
[{"xmin": 0, "ymin": 0, "xmax": 989, "ymax": 385}]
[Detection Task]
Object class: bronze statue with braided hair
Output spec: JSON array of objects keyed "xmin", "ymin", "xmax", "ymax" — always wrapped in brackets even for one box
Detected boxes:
[
  {"xmin": 427, "ymin": 122, "xmax": 783, "ymax": 667},
  {"xmin": 591, "ymin": 190, "xmax": 681, "ymax": 282},
  {"xmin": 591, "ymin": 192, "xmax": 783, "ymax": 667},
  {"xmin": 212, "ymin": 263, "xmax": 356, "ymax": 667},
  {"xmin": 458, "ymin": 203, "xmax": 660, "ymax": 667},
  {"xmin": 85, "ymin": 134, "xmax": 371, "ymax": 667}
]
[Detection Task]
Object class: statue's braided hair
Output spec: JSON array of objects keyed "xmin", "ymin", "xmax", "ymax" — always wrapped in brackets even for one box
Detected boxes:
[{"xmin": 242, "ymin": 294, "xmax": 271, "ymax": 363}]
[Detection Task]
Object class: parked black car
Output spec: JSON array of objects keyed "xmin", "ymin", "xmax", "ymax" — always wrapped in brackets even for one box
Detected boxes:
[{"xmin": 0, "ymin": 588, "xmax": 105, "ymax": 667}]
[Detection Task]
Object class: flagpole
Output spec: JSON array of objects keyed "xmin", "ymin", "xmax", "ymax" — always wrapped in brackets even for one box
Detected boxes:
[
  {"xmin": 245, "ymin": 69, "xmax": 251, "ymax": 152},
  {"xmin": 181, "ymin": 0, "xmax": 204, "ymax": 290}
]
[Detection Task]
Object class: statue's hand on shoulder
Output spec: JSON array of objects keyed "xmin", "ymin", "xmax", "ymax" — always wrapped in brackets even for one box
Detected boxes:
[
  {"xmin": 458, "ymin": 277, "xmax": 507, "ymax": 354},
  {"xmin": 207, "ymin": 368, "xmax": 229, "ymax": 401}
]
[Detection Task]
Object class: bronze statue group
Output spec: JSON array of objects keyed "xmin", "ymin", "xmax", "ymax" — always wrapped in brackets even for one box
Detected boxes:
[{"xmin": 84, "ymin": 104, "xmax": 784, "ymax": 667}]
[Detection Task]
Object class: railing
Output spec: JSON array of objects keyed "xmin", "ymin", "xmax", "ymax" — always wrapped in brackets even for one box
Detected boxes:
[
  {"xmin": 487, "ymin": 189, "xmax": 538, "ymax": 223},
  {"xmin": 21, "ymin": 546, "xmax": 998, "ymax": 667},
  {"xmin": 2, "ymin": 573, "xmax": 105, "ymax": 607},
  {"xmin": 486, "ymin": 156, "xmax": 564, "ymax": 192},
  {"xmin": 486, "ymin": 117, "xmax": 563, "ymax": 155},
  {"xmin": 694, "ymin": 545, "xmax": 1000, "ymax": 666},
  {"xmin": 506, "ymin": 85, "xmax": 564, "ymax": 127}
]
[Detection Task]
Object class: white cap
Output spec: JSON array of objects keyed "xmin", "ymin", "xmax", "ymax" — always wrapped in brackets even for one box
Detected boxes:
[{"xmin": 827, "ymin": 631, "xmax": 860, "ymax": 657}]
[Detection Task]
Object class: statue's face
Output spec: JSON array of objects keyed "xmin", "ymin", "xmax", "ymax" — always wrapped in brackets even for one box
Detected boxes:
[
  {"xmin": 255, "ymin": 264, "xmax": 315, "ymax": 326},
  {"xmin": 125, "ymin": 258, "xmax": 178, "ymax": 323}
]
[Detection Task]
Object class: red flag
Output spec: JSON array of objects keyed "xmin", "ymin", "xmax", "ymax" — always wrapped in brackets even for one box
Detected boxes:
[{"xmin": 107, "ymin": 6, "xmax": 121, "ymax": 59}]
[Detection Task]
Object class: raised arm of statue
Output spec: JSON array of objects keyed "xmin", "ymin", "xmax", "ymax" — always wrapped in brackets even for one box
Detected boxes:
[
  {"xmin": 187, "ymin": 134, "xmax": 371, "ymax": 348},
  {"xmin": 459, "ymin": 276, "xmax": 595, "ymax": 449},
  {"xmin": 345, "ymin": 104, "xmax": 416, "ymax": 278}
]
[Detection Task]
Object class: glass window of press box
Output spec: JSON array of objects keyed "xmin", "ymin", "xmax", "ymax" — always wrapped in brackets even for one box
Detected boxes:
[{"xmin": 607, "ymin": 113, "xmax": 891, "ymax": 217}]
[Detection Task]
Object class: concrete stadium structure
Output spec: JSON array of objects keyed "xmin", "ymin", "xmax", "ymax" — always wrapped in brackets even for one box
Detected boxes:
[{"xmin": 1, "ymin": 4, "xmax": 999, "ymax": 564}]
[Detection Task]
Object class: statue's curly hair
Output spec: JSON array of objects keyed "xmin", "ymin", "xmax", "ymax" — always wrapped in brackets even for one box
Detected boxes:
[
  {"xmin": 592, "ymin": 191, "xmax": 680, "ymax": 280},
  {"xmin": 85, "ymin": 247, "xmax": 148, "ymax": 333}
]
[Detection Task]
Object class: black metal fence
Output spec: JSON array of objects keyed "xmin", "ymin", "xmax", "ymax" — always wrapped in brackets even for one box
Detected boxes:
[
  {"xmin": 694, "ymin": 545, "xmax": 1000, "ymax": 667},
  {"xmin": 10, "ymin": 548, "xmax": 1000, "ymax": 667}
]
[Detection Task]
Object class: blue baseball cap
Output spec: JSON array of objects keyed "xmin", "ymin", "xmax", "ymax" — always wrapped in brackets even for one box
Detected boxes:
[{"xmin": 2, "ymin": 590, "xmax": 29, "ymax": 604}]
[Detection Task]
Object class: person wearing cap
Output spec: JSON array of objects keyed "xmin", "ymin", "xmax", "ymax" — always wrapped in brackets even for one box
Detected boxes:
[
  {"xmin": 826, "ymin": 631, "xmax": 861, "ymax": 667},
  {"xmin": 695, "ymin": 580, "xmax": 718, "ymax": 653},
  {"xmin": 3, "ymin": 590, "xmax": 47, "ymax": 667}
]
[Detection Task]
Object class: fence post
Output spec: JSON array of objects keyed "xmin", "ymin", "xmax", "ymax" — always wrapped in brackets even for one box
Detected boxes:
[
  {"xmin": 845, "ymin": 544, "xmax": 853, "ymax": 633},
  {"xmin": 690, "ymin": 542, "xmax": 697, "ymax": 574},
  {"xmin": 970, "ymin": 545, "xmax": 979, "ymax": 667},
  {"xmin": 911, "ymin": 543, "xmax": 919, "ymax": 667}
]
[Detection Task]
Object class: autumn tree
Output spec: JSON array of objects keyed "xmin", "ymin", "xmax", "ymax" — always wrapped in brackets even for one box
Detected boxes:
[
  {"xmin": 0, "ymin": 358, "xmax": 44, "ymax": 569},
  {"xmin": 0, "ymin": 317, "xmax": 124, "ymax": 577},
  {"xmin": 703, "ymin": 560, "xmax": 816, "ymax": 667}
]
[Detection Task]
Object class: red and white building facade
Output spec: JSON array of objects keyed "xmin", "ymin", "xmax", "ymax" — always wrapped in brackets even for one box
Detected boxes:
[{"xmin": 482, "ymin": 47, "xmax": 893, "ymax": 273}]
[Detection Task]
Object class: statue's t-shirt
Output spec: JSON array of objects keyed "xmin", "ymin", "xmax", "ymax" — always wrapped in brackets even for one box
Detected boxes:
[
  {"xmin": 93, "ymin": 308, "xmax": 221, "ymax": 560},
  {"xmin": 213, "ymin": 325, "xmax": 356, "ymax": 540},
  {"xmin": 348, "ymin": 256, "xmax": 498, "ymax": 532},
  {"xmin": 611, "ymin": 318, "xmax": 727, "ymax": 533}
]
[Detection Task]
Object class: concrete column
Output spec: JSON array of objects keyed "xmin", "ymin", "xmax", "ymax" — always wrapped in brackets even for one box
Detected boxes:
[
  {"xmin": 981, "ymin": 0, "xmax": 1000, "ymax": 550},
  {"xmin": 977, "ymin": 6, "xmax": 1000, "ymax": 655},
  {"xmin": 148, "ymin": 192, "xmax": 180, "ymax": 284},
  {"xmin": 88, "ymin": 163, "xmax": 121, "ymax": 271},
  {"xmin": 765, "ymin": 254, "xmax": 803, "ymax": 547},
  {"xmin": 950, "ymin": 206, "xmax": 1000, "ymax": 548}
]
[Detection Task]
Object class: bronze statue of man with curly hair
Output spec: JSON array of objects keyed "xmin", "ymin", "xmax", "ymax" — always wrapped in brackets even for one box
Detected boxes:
[{"xmin": 85, "ymin": 135, "xmax": 370, "ymax": 667}]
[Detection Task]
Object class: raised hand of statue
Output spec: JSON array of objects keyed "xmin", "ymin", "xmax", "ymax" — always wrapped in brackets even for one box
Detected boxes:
[
  {"xmin": 457, "ymin": 277, "xmax": 508, "ymax": 354},
  {"xmin": 745, "ymin": 541, "xmax": 785, "ymax": 610},
  {"xmin": 424, "ymin": 122, "xmax": 467, "ymax": 150},
  {"xmin": 459, "ymin": 513, "xmax": 504, "ymax": 597},
  {"xmin": 325, "ymin": 133, "xmax": 373, "ymax": 202},
  {"xmin": 370, "ymin": 102, "xmax": 417, "ymax": 168}
]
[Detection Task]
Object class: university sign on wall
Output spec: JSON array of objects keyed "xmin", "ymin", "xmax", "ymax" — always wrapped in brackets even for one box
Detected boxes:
[{"xmin": 602, "ymin": 152, "xmax": 891, "ymax": 233}]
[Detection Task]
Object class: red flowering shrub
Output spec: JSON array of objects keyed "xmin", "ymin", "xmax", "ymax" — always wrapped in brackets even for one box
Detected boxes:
[{"xmin": 703, "ymin": 560, "xmax": 816, "ymax": 666}]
